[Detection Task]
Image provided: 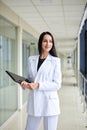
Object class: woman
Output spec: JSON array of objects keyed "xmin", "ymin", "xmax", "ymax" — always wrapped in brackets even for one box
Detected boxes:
[{"xmin": 21, "ymin": 31, "xmax": 62, "ymax": 130}]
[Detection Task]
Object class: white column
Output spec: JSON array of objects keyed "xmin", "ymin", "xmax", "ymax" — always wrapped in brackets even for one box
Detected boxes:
[{"xmin": 17, "ymin": 27, "xmax": 23, "ymax": 110}]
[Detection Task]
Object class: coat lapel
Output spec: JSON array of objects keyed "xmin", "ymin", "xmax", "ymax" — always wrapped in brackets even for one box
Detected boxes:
[
  {"xmin": 30, "ymin": 55, "xmax": 39, "ymax": 78},
  {"xmin": 35, "ymin": 54, "xmax": 52, "ymax": 82}
]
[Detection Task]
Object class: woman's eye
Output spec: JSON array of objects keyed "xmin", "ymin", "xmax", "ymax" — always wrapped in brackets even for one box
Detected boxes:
[
  {"xmin": 49, "ymin": 40, "xmax": 52, "ymax": 43},
  {"xmin": 43, "ymin": 40, "xmax": 52, "ymax": 43},
  {"xmin": 43, "ymin": 40, "xmax": 47, "ymax": 42}
]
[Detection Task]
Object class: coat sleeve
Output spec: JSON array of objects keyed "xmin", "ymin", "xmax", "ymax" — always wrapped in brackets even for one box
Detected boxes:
[{"xmin": 38, "ymin": 58, "xmax": 62, "ymax": 91}]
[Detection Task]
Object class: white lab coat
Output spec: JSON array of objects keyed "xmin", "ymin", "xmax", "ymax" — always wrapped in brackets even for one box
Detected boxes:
[{"xmin": 27, "ymin": 54, "xmax": 62, "ymax": 116}]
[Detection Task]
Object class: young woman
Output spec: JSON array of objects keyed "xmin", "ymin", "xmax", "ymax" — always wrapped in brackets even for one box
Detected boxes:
[{"xmin": 21, "ymin": 31, "xmax": 62, "ymax": 130}]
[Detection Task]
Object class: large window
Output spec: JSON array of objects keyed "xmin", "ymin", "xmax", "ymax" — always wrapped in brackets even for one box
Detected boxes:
[
  {"xmin": 80, "ymin": 19, "xmax": 87, "ymax": 103},
  {"xmin": 0, "ymin": 17, "xmax": 17, "ymax": 126},
  {"xmin": 80, "ymin": 19, "xmax": 87, "ymax": 78},
  {"xmin": 22, "ymin": 31, "xmax": 37, "ymax": 103},
  {"xmin": 22, "ymin": 43, "xmax": 30, "ymax": 103},
  {"xmin": 85, "ymin": 30, "xmax": 87, "ymax": 78}
]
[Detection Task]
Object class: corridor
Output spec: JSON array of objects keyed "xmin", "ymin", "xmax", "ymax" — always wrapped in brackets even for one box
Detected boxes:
[{"xmin": 0, "ymin": 1, "xmax": 87, "ymax": 130}]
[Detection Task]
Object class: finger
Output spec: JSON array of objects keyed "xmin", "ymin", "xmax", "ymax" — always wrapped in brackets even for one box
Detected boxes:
[
  {"xmin": 21, "ymin": 81, "xmax": 25, "ymax": 85},
  {"xmin": 27, "ymin": 83, "xmax": 33, "ymax": 89},
  {"xmin": 30, "ymin": 85, "xmax": 35, "ymax": 90}
]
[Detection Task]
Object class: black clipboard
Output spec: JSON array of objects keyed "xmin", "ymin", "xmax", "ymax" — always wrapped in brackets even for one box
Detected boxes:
[{"xmin": 5, "ymin": 70, "xmax": 31, "ymax": 84}]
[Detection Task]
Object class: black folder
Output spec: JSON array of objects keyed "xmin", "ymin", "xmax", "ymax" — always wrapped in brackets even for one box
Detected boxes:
[{"xmin": 5, "ymin": 70, "xmax": 31, "ymax": 84}]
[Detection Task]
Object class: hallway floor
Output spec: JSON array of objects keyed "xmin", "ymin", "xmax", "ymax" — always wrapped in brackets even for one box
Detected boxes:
[
  {"xmin": 58, "ymin": 85, "xmax": 86, "ymax": 130},
  {"xmin": 0, "ymin": 67, "xmax": 87, "ymax": 130}
]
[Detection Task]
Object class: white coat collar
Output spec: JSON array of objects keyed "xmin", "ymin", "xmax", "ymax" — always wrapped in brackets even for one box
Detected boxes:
[
  {"xmin": 33, "ymin": 54, "xmax": 52, "ymax": 64},
  {"xmin": 39, "ymin": 54, "xmax": 52, "ymax": 61},
  {"xmin": 34, "ymin": 54, "xmax": 52, "ymax": 82}
]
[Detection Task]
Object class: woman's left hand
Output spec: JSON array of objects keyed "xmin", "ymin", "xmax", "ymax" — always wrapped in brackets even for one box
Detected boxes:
[{"xmin": 29, "ymin": 83, "xmax": 39, "ymax": 90}]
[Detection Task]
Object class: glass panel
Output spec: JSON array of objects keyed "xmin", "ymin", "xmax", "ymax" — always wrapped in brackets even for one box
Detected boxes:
[
  {"xmin": 22, "ymin": 43, "xmax": 29, "ymax": 103},
  {"xmin": 0, "ymin": 17, "xmax": 17, "ymax": 126},
  {"xmin": 22, "ymin": 31, "xmax": 37, "ymax": 103}
]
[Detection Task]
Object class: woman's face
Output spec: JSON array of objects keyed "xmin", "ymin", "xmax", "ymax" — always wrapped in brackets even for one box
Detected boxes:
[{"xmin": 41, "ymin": 34, "xmax": 53, "ymax": 53}]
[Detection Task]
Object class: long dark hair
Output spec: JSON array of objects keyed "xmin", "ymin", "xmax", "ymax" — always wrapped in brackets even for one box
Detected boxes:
[{"xmin": 38, "ymin": 31, "xmax": 58, "ymax": 57}]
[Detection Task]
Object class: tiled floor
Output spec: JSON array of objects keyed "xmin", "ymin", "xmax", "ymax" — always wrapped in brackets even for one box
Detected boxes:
[{"xmin": 0, "ymin": 67, "xmax": 87, "ymax": 130}]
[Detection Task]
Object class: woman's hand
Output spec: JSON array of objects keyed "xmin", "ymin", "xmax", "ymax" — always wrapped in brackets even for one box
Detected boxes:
[
  {"xmin": 29, "ymin": 83, "xmax": 39, "ymax": 90},
  {"xmin": 20, "ymin": 81, "xmax": 39, "ymax": 90},
  {"xmin": 21, "ymin": 81, "xmax": 31, "ymax": 89}
]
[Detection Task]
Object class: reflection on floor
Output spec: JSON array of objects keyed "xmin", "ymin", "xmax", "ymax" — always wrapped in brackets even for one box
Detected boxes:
[
  {"xmin": 58, "ymin": 65, "xmax": 86, "ymax": 130},
  {"xmin": 0, "ymin": 67, "xmax": 87, "ymax": 130},
  {"xmin": 0, "ymin": 104, "xmax": 27, "ymax": 130},
  {"xmin": 58, "ymin": 85, "xmax": 86, "ymax": 130},
  {"xmin": 0, "ymin": 109, "xmax": 16, "ymax": 126}
]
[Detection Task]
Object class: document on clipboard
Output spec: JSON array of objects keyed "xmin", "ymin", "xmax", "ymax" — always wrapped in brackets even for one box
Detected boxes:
[{"xmin": 5, "ymin": 70, "xmax": 31, "ymax": 84}]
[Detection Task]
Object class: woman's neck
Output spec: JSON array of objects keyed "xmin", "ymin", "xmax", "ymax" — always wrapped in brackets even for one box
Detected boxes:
[{"xmin": 40, "ymin": 52, "xmax": 49, "ymax": 59}]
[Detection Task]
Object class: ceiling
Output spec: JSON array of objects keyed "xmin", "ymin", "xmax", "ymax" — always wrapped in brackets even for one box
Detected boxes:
[{"xmin": 1, "ymin": 0, "xmax": 87, "ymax": 56}]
